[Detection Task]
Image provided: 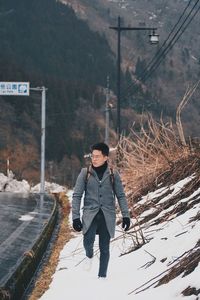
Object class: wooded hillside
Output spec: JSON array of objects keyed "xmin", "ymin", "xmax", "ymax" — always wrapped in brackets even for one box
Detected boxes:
[{"xmin": 0, "ymin": 0, "xmax": 118, "ymax": 185}]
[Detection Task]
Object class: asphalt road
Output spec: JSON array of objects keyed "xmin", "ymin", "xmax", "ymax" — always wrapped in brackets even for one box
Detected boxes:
[{"xmin": 0, "ymin": 192, "xmax": 55, "ymax": 287}]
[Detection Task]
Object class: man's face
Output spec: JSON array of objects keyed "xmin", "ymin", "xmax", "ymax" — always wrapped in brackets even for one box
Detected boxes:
[{"xmin": 91, "ymin": 150, "xmax": 108, "ymax": 167}]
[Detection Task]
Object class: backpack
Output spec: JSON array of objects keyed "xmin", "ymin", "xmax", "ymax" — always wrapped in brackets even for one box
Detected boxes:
[{"xmin": 84, "ymin": 164, "xmax": 115, "ymax": 196}]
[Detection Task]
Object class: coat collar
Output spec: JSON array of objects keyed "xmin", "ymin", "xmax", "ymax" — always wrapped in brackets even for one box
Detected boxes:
[
  {"xmin": 101, "ymin": 168, "xmax": 111, "ymax": 183},
  {"xmin": 91, "ymin": 167, "xmax": 110, "ymax": 183}
]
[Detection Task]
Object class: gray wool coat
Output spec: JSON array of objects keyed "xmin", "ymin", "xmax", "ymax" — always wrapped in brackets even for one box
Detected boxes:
[{"xmin": 72, "ymin": 166, "xmax": 129, "ymax": 238}]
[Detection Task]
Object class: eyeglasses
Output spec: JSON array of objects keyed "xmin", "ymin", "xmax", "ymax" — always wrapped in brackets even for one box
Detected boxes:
[{"xmin": 90, "ymin": 154, "xmax": 104, "ymax": 159}]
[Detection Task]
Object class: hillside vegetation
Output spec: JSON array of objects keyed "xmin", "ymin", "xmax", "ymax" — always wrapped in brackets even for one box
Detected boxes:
[{"xmin": 0, "ymin": 0, "xmax": 118, "ymax": 184}]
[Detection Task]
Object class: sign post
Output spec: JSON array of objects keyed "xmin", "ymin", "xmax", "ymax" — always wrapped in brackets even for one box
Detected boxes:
[
  {"xmin": 30, "ymin": 87, "xmax": 47, "ymax": 194},
  {"xmin": 0, "ymin": 82, "xmax": 46, "ymax": 194}
]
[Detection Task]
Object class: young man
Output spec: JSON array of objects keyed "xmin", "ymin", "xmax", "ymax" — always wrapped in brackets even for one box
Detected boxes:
[{"xmin": 72, "ymin": 142, "xmax": 130, "ymax": 278}]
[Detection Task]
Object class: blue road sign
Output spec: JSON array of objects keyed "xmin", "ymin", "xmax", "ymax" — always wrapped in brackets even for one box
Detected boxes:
[{"xmin": 0, "ymin": 82, "xmax": 30, "ymax": 96}]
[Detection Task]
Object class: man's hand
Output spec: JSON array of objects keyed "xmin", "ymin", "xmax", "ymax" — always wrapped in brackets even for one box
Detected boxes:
[
  {"xmin": 73, "ymin": 218, "xmax": 82, "ymax": 232},
  {"xmin": 122, "ymin": 217, "xmax": 130, "ymax": 231}
]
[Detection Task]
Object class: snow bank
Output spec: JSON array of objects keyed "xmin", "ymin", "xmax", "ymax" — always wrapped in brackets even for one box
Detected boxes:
[
  {"xmin": 31, "ymin": 182, "xmax": 67, "ymax": 194},
  {"xmin": 0, "ymin": 171, "xmax": 66, "ymax": 194},
  {"xmin": 0, "ymin": 171, "xmax": 30, "ymax": 192}
]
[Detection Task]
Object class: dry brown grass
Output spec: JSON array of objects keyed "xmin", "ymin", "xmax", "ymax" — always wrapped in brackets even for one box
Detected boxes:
[
  {"xmin": 109, "ymin": 86, "xmax": 200, "ymax": 251},
  {"xmin": 28, "ymin": 192, "xmax": 72, "ymax": 300},
  {"xmin": 118, "ymin": 83, "xmax": 199, "ymax": 205},
  {"xmin": 118, "ymin": 114, "xmax": 191, "ymax": 205}
]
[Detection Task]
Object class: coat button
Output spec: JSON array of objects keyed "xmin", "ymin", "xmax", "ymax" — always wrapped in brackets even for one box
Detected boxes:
[
  {"xmin": 99, "ymin": 184, "xmax": 102, "ymax": 187},
  {"xmin": 99, "ymin": 195, "xmax": 102, "ymax": 197}
]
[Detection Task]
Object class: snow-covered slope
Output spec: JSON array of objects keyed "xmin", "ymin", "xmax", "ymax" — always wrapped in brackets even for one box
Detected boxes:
[{"xmin": 40, "ymin": 175, "xmax": 200, "ymax": 300}]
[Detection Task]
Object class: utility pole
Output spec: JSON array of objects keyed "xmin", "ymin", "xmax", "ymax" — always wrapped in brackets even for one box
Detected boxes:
[
  {"xmin": 110, "ymin": 16, "xmax": 158, "ymax": 141},
  {"xmin": 30, "ymin": 86, "xmax": 47, "ymax": 194},
  {"xmin": 117, "ymin": 16, "xmax": 121, "ymax": 141},
  {"xmin": 105, "ymin": 75, "xmax": 110, "ymax": 146},
  {"xmin": 41, "ymin": 86, "xmax": 46, "ymax": 194}
]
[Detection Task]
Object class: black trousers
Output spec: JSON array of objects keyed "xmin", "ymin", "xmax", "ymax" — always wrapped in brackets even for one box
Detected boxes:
[{"xmin": 83, "ymin": 210, "xmax": 111, "ymax": 277}]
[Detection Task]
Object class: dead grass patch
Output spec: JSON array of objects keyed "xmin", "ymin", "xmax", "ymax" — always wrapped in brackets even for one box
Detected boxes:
[
  {"xmin": 119, "ymin": 115, "xmax": 191, "ymax": 203},
  {"xmin": 182, "ymin": 286, "xmax": 200, "ymax": 296},
  {"xmin": 156, "ymin": 246, "xmax": 200, "ymax": 287}
]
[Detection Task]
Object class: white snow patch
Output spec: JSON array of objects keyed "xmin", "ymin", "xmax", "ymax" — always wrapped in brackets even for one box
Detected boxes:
[{"xmin": 19, "ymin": 214, "xmax": 35, "ymax": 221}]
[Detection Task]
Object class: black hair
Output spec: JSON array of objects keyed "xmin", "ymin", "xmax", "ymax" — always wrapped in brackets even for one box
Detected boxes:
[{"xmin": 91, "ymin": 142, "xmax": 109, "ymax": 156}]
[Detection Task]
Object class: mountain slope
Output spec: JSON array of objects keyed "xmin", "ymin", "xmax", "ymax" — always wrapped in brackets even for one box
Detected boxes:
[
  {"xmin": 0, "ymin": 0, "xmax": 118, "ymax": 184},
  {"xmin": 1, "ymin": 0, "xmax": 199, "ymax": 185},
  {"xmin": 61, "ymin": 0, "xmax": 200, "ymax": 136}
]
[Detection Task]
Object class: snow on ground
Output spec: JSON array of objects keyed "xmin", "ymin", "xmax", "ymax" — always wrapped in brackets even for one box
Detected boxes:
[
  {"xmin": 40, "ymin": 179, "xmax": 200, "ymax": 300},
  {"xmin": 18, "ymin": 214, "xmax": 35, "ymax": 221}
]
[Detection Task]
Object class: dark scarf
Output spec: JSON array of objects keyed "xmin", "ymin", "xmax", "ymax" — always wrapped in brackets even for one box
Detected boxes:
[{"xmin": 92, "ymin": 161, "xmax": 108, "ymax": 180}]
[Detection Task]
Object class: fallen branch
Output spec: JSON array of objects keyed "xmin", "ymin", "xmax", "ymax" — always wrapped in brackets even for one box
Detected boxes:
[{"xmin": 139, "ymin": 250, "xmax": 156, "ymax": 269}]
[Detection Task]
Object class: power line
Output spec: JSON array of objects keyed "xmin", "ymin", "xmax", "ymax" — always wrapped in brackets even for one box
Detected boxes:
[
  {"xmin": 138, "ymin": 0, "xmax": 194, "ymax": 81},
  {"xmin": 122, "ymin": 0, "xmax": 199, "ymax": 99},
  {"xmin": 127, "ymin": 0, "xmax": 199, "ymax": 94},
  {"xmin": 141, "ymin": 0, "xmax": 200, "ymax": 82},
  {"xmin": 126, "ymin": 0, "xmax": 193, "ymax": 82}
]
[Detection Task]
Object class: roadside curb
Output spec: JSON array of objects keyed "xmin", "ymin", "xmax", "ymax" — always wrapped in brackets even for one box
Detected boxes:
[{"xmin": 0, "ymin": 194, "xmax": 58, "ymax": 300}]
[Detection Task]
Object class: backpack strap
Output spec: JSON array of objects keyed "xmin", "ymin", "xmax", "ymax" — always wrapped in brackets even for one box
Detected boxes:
[
  {"xmin": 84, "ymin": 164, "xmax": 92, "ymax": 193},
  {"xmin": 109, "ymin": 166, "xmax": 116, "ymax": 197}
]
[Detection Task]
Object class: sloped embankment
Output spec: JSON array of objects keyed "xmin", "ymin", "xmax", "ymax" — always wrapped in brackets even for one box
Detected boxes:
[{"xmin": 119, "ymin": 120, "xmax": 200, "ymax": 297}]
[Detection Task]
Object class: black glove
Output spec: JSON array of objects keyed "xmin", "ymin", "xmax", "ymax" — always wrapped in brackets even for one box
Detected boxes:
[
  {"xmin": 73, "ymin": 218, "xmax": 82, "ymax": 232},
  {"xmin": 122, "ymin": 217, "xmax": 130, "ymax": 231}
]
